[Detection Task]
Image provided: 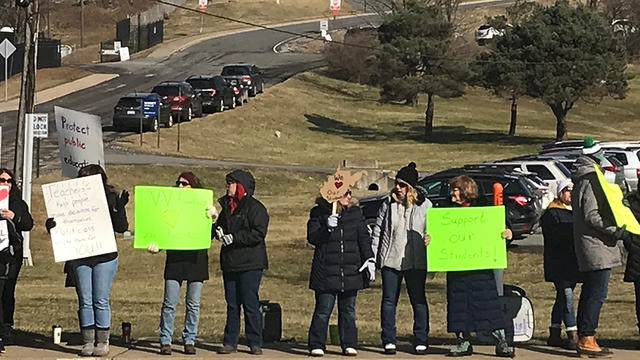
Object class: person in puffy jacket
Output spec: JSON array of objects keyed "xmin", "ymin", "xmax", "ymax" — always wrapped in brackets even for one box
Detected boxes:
[
  {"xmin": 213, "ymin": 169, "xmax": 269, "ymax": 356},
  {"xmin": 621, "ymin": 189, "xmax": 640, "ymax": 343},
  {"xmin": 0, "ymin": 168, "xmax": 33, "ymax": 352},
  {"xmin": 307, "ymin": 190, "xmax": 374, "ymax": 357}
]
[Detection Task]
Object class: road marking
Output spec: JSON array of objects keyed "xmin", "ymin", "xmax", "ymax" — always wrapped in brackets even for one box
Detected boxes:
[
  {"xmin": 145, "ymin": 73, "xmax": 155, "ymax": 77},
  {"xmin": 107, "ymin": 83, "xmax": 126, "ymax": 91}
]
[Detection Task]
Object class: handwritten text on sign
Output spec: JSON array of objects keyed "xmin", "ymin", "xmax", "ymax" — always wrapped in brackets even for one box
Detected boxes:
[
  {"xmin": 426, "ymin": 206, "xmax": 507, "ymax": 272},
  {"xmin": 42, "ymin": 174, "xmax": 116, "ymax": 262},
  {"xmin": 54, "ymin": 106, "xmax": 105, "ymax": 178},
  {"xmin": 134, "ymin": 186, "xmax": 214, "ymax": 250}
]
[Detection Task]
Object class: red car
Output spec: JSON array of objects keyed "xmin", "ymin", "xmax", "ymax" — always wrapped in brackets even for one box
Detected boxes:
[{"xmin": 151, "ymin": 81, "xmax": 203, "ymax": 121}]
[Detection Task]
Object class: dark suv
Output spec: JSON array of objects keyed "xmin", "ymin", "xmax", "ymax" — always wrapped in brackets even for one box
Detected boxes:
[
  {"xmin": 113, "ymin": 93, "xmax": 173, "ymax": 132},
  {"xmin": 185, "ymin": 75, "xmax": 237, "ymax": 113},
  {"xmin": 359, "ymin": 167, "xmax": 543, "ymax": 240},
  {"xmin": 221, "ymin": 63, "xmax": 264, "ymax": 97},
  {"xmin": 151, "ymin": 81, "xmax": 203, "ymax": 121}
]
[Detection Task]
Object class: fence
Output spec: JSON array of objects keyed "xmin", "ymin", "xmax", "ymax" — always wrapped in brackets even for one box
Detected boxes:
[{"xmin": 0, "ymin": 35, "xmax": 61, "ymax": 78}]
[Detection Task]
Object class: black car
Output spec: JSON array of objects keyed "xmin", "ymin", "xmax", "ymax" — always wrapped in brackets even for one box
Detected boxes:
[
  {"xmin": 359, "ymin": 167, "xmax": 543, "ymax": 240},
  {"xmin": 221, "ymin": 63, "xmax": 265, "ymax": 97},
  {"xmin": 113, "ymin": 93, "xmax": 173, "ymax": 132},
  {"xmin": 151, "ymin": 81, "xmax": 203, "ymax": 121},
  {"xmin": 185, "ymin": 75, "xmax": 239, "ymax": 113}
]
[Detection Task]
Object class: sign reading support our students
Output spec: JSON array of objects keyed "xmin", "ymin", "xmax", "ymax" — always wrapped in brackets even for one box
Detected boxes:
[
  {"xmin": 426, "ymin": 206, "xmax": 507, "ymax": 272},
  {"xmin": 42, "ymin": 174, "xmax": 117, "ymax": 262},
  {"xmin": 133, "ymin": 186, "xmax": 214, "ymax": 250},
  {"xmin": 54, "ymin": 106, "xmax": 105, "ymax": 178}
]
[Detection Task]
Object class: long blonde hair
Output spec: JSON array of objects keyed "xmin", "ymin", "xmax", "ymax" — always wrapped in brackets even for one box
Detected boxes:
[{"xmin": 391, "ymin": 180, "xmax": 418, "ymax": 207}]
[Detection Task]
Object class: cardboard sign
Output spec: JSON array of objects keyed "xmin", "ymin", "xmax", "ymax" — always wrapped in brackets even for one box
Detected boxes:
[
  {"xmin": 54, "ymin": 106, "xmax": 105, "ymax": 178},
  {"xmin": 0, "ymin": 185, "xmax": 8, "ymax": 210},
  {"xmin": 29, "ymin": 113, "xmax": 48, "ymax": 138},
  {"xmin": 42, "ymin": 174, "xmax": 117, "ymax": 262},
  {"xmin": 0, "ymin": 220, "xmax": 8, "ymax": 252},
  {"xmin": 594, "ymin": 164, "xmax": 640, "ymax": 234},
  {"xmin": 320, "ymin": 169, "xmax": 366, "ymax": 203},
  {"xmin": 426, "ymin": 206, "xmax": 507, "ymax": 272},
  {"xmin": 134, "ymin": 186, "xmax": 214, "ymax": 250}
]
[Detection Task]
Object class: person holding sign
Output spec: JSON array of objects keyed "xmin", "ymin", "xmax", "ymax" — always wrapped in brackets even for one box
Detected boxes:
[
  {"xmin": 541, "ymin": 179, "xmax": 582, "ymax": 350},
  {"xmin": 213, "ymin": 169, "xmax": 269, "ymax": 356},
  {"xmin": 45, "ymin": 165, "xmax": 129, "ymax": 357},
  {"xmin": 306, "ymin": 188, "xmax": 374, "ymax": 357},
  {"xmin": 0, "ymin": 169, "xmax": 33, "ymax": 351},
  {"xmin": 434, "ymin": 175, "xmax": 514, "ymax": 358},
  {"xmin": 147, "ymin": 172, "xmax": 215, "ymax": 356},
  {"xmin": 370, "ymin": 162, "xmax": 432, "ymax": 355},
  {"xmin": 621, "ymin": 190, "xmax": 640, "ymax": 343}
]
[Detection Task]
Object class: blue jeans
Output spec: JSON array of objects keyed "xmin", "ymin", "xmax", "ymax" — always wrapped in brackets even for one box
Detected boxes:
[
  {"xmin": 551, "ymin": 280, "xmax": 577, "ymax": 328},
  {"xmin": 222, "ymin": 270, "xmax": 263, "ymax": 348},
  {"xmin": 308, "ymin": 290, "xmax": 357, "ymax": 351},
  {"xmin": 73, "ymin": 258, "xmax": 118, "ymax": 329},
  {"xmin": 577, "ymin": 269, "xmax": 610, "ymax": 336},
  {"xmin": 159, "ymin": 280, "xmax": 203, "ymax": 345},
  {"xmin": 380, "ymin": 268, "xmax": 429, "ymax": 346}
]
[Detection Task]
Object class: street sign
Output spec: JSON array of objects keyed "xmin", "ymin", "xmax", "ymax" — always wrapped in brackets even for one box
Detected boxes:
[
  {"xmin": 29, "ymin": 113, "xmax": 48, "ymax": 138},
  {"xmin": 198, "ymin": 0, "xmax": 207, "ymax": 12},
  {"xmin": 320, "ymin": 19, "xmax": 329, "ymax": 38},
  {"xmin": 0, "ymin": 39, "xmax": 16, "ymax": 102},
  {"xmin": 329, "ymin": 0, "xmax": 341, "ymax": 16}
]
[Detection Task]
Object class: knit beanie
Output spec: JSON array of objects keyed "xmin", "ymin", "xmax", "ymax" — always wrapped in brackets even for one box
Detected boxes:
[
  {"xmin": 396, "ymin": 162, "xmax": 418, "ymax": 188},
  {"xmin": 582, "ymin": 136, "xmax": 602, "ymax": 155}
]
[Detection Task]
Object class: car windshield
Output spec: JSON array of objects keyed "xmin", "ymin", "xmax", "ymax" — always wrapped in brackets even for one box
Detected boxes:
[
  {"xmin": 221, "ymin": 66, "xmax": 249, "ymax": 76},
  {"xmin": 152, "ymin": 86, "xmax": 179, "ymax": 96},
  {"xmin": 118, "ymin": 98, "xmax": 141, "ymax": 107},
  {"xmin": 186, "ymin": 79, "xmax": 214, "ymax": 89}
]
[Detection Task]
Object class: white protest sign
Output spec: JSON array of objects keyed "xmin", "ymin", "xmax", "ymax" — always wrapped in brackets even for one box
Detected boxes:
[
  {"xmin": 42, "ymin": 174, "xmax": 116, "ymax": 262},
  {"xmin": 29, "ymin": 113, "xmax": 48, "ymax": 138},
  {"xmin": 54, "ymin": 106, "xmax": 105, "ymax": 178},
  {"xmin": 0, "ymin": 185, "xmax": 8, "ymax": 210},
  {"xmin": 0, "ymin": 220, "xmax": 8, "ymax": 252}
]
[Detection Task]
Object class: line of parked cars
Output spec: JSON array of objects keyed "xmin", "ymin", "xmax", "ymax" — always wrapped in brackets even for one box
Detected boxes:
[
  {"xmin": 112, "ymin": 63, "xmax": 265, "ymax": 132},
  {"xmin": 359, "ymin": 140, "xmax": 640, "ymax": 243}
]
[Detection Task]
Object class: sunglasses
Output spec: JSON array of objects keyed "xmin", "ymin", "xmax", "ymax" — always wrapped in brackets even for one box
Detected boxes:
[
  {"xmin": 176, "ymin": 180, "xmax": 190, "ymax": 187},
  {"xmin": 0, "ymin": 178, "xmax": 11, "ymax": 184},
  {"xmin": 395, "ymin": 181, "xmax": 408, "ymax": 188},
  {"xmin": 563, "ymin": 187, "xmax": 573, "ymax": 192}
]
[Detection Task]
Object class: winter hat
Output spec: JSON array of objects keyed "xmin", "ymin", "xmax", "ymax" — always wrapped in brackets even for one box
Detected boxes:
[
  {"xmin": 582, "ymin": 136, "xmax": 602, "ymax": 155},
  {"xmin": 557, "ymin": 179, "xmax": 573, "ymax": 197},
  {"xmin": 178, "ymin": 171, "xmax": 198, "ymax": 187},
  {"xmin": 396, "ymin": 162, "xmax": 418, "ymax": 188}
]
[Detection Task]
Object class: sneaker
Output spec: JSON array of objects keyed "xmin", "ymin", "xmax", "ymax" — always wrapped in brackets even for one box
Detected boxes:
[
  {"xmin": 415, "ymin": 345, "xmax": 428, "ymax": 355},
  {"xmin": 217, "ymin": 344, "xmax": 237, "ymax": 354},
  {"xmin": 159, "ymin": 344, "xmax": 171, "ymax": 355},
  {"xmin": 310, "ymin": 348, "xmax": 325, "ymax": 357},
  {"xmin": 249, "ymin": 346, "xmax": 263, "ymax": 355},
  {"xmin": 384, "ymin": 343, "xmax": 396, "ymax": 355},
  {"xmin": 184, "ymin": 343, "xmax": 196, "ymax": 355},
  {"xmin": 343, "ymin": 347, "xmax": 358, "ymax": 356}
]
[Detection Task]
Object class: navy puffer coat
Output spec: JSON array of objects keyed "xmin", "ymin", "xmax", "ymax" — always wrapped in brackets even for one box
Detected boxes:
[{"xmin": 307, "ymin": 197, "xmax": 374, "ymax": 292}]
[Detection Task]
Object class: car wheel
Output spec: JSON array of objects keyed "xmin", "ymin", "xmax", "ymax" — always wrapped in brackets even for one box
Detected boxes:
[
  {"xmin": 244, "ymin": 91, "xmax": 249, "ymax": 103},
  {"xmin": 167, "ymin": 113, "xmax": 174, "ymax": 128},
  {"xmin": 231, "ymin": 96, "xmax": 236, "ymax": 109},
  {"xmin": 249, "ymin": 85, "xmax": 256, "ymax": 97},
  {"xmin": 218, "ymin": 98, "xmax": 224, "ymax": 112},
  {"xmin": 259, "ymin": 80, "xmax": 265, "ymax": 93},
  {"xmin": 187, "ymin": 106, "xmax": 193, "ymax": 121},
  {"xmin": 149, "ymin": 117, "xmax": 159, "ymax": 132}
]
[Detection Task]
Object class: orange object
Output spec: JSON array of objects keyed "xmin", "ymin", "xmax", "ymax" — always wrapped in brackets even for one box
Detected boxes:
[{"xmin": 493, "ymin": 182, "xmax": 504, "ymax": 206}]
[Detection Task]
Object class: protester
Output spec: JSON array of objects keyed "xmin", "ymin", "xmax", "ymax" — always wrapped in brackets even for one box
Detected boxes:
[
  {"xmin": 623, "ymin": 190, "xmax": 640, "ymax": 344},
  {"xmin": 213, "ymin": 169, "xmax": 269, "ymax": 355},
  {"xmin": 572, "ymin": 137, "xmax": 627, "ymax": 357},
  {"xmin": 370, "ymin": 162, "xmax": 432, "ymax": 355},
  {"xmin": 0, "ymin": 169, "xmax": 33, "ymax": 351},
  {"xmin": 45, "ymin": 164, "xmax": 129, "ymax": 357},
  {"xmin": 434, "ymin": 175, "xmax": 515, "ymax": 358},
  {"xmin": 540, "ymin": 179, "xmax": 582, "ymax": 349},
  {"xmin": 307, "ymin": 189, "xmax": 374, "ymax": 357},
  {"xmin": 147, "ymin": 172, "xmax": 218, "ymax": 356}
]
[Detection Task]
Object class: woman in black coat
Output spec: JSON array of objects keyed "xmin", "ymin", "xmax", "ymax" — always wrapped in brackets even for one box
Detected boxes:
[
  {"xmin": 0, "ymin": 168, "xmax": 33, "ymax": 351},
  {"xmin": 307, "ymin": 190, "xmax": 374, "ymax": 357},
  {"xmin": 147, "ymin": 172, "xmax": 212, "ymax": 356},
  {"xmin": 622, "ymin": 190, "xmax": 640, "ymax": 338}
]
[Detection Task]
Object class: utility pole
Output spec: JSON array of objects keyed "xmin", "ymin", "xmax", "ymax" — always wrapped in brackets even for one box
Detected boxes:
[
  {"xmin": 14, "ymin": 0, "xmax": 39, "ymax": 187},
  {"xmin": 80, "ymin": 0, "xmax": 84, "ymax": 48}
]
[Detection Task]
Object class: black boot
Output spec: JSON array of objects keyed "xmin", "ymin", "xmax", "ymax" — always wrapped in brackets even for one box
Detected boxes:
[{"xmin": 547, "ymin": 327, "xmax": 564, "ymax": 347}]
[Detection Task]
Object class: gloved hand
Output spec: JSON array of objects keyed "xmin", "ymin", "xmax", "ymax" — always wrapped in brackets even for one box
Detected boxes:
[
  {"xmin": 147, "ymin": 243, "xmax": 160, "ymax": 254},
  {"xmin": 221, "ymin": 233, "xmax": 234, "ymax": 246},
  {"xmin": 45, "ymin": 217, "xmax": 56, "ymax": 233},
  {"xmin": 614, "ymin": 225, "xmax": 634, "ymax": 242},
  {"xmin": 214, "ymin": 226, "xmax": 225, "ymax": 241},
  {"xmin": 358, "ymin": 257, "xmax": 376, "ymax": 281},
  {"xmin": 115, "ymin": 190, "xmax": 129, "ymax": 209},
  {"xmin": 327, "ymin": 214, "xmax": 339, "ymax": 229},
  {"xmin": 206, "ymin": 205, "xmax": 219, "ymax": 223}
]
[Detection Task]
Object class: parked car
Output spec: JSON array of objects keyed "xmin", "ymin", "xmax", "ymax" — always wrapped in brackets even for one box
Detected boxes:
[
  {"xmin": 224, "ymin": 77, "xmax": 250, "ymax": 106},
  {"xmin": 480, "ymin": 160, "xmax": 571, "ymax": 198},
  {"xmin": 150, "ymin": 81, "xmax": 203, "ymax": 121},
  {"xmin": 185, "ymin": 75, "xmax": 236, "ymax": 113},
  {"xmin": 221, "ymin": 63, "xmax": 265, "ymax": 97},
  {"xmin": 112, "ymin": 92, "xmax": 173, "ymax": 132},
  {"xmin": 474, "ymin": 24, "xmax": 504, "ymax": 45},
  {"xmin": 359, "ymin": 167, "xmax": 543, "ymax": 240}
]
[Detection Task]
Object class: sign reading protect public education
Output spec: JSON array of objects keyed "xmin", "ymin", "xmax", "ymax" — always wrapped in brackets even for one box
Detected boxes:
[
  {"xmin": 134, "ymin": 186, "xmax": 214, "ymax": 250},
  {"xmin": 426, "ymin": 206, "xmax": 507, "ymax": 272},
  {"xmin": 594, "ymin": 164, "xmax": 640, "ymax": 234},
  {"xmin": 54, "ymin": 106, "xmax": 105, "ymax": 178},
  {"xmin": 42, "ymin": 174, "xmax": 117, "ymax": 262}
]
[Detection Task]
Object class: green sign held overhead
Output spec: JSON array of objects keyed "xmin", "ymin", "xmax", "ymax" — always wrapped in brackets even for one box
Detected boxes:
[
  {"xmin": 426, "ymin": 206, "xmax": 507, "ymax": 272},
  {"xmin": 134, "ymin": 185, "xmax": 214, "ymax": 250}
]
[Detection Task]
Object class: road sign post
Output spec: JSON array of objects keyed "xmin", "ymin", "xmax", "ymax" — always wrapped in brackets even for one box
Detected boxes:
[
  {"xmin": 31, "ymin": 113, "xmax": 48, "ymax": 178},
  {"xmin": 199, "ymin": 0, "xmax": 207, "ymax": 33},
  {"xmin": 0, "ymin": 39, "xmax": 17, "ymax": 102}
]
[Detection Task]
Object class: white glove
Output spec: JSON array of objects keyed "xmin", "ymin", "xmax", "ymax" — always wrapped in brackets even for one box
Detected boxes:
[
  {"xmin": 221, "ymin": 233, "xmax": 234, "ymax": 246},
  {"xmin": 215, "ymin": 226, "xmax": 225, "ymax": 241},
  {"xmin": 358, "ymin": 257, "xmax": 376, "ymax": 281},
  {"xmin": 327, "ymin": 214, "xmax": 339, "ymax": 228},
  {"xmin": 206, "ymin": 205, "xmax": 219, "ymax": 223},
  {"xmin": 147, "ymin": 243, "xmax": 160, "ymax": 254}
]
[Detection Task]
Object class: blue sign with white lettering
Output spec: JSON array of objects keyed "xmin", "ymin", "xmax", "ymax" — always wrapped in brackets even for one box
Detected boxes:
[{"xmin": 142, "ymin": 99, "xmax": 159, "ymax": 116}]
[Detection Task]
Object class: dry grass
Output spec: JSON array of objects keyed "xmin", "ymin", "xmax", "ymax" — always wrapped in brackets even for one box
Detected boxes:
[{"xmin": 0, "ymin": 67, "xmax": 92, "ymax": 101}]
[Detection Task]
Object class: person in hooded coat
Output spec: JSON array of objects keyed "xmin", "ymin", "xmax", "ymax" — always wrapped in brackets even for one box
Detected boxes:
[{"xmin": 213, "ymin": 169, "xmax": 269, "ymax": 356}]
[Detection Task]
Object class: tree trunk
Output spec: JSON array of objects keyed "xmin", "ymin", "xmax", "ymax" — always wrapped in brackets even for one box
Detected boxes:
[
  {"xmin": 425, "ymin": 93, "xmax": 434, "ymax": 139},
  {"xmin": 508, "ymin": 95, "xmax": 517, "ymax": 136},
  {"xmin": 555, "ymin": 113, "xmax": 568, "ymax": 141}
]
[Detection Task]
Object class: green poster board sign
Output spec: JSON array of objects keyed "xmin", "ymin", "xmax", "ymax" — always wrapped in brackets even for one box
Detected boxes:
[
  {"xmin": 426, "ymin": 206, "xmax": 507, "ymax": 272},
  {"xmin": 134, "ymin": 185, "xmax": 214, "ymax": 250}
]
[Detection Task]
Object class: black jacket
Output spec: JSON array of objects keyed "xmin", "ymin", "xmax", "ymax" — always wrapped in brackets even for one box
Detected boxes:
[
  {"xmin": 214, "ymin": 170, "xmax": 269, "ymax": 272},
  {"xmin": 164, "ymin": 250, "xmax": 209, "ymax": 282},
  {"xmin": 0, "ymin": 195, "xmax": 33, "ymax": 278},
  {"xmin": 307, "ymin": 197, "xmax": 373, "ymax": 292},
  {"xmin": 541, "ymin": 200, "xmax": 584, "ymax": 283},
  {"xmin": 623, "ymin": 191, "xmax": 640, "ymax": 282}
]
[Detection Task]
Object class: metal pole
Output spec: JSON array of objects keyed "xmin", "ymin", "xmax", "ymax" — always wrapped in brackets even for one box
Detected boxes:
[
  {"xmin": 177, "ymin": 87, "xmax": 181, "ymax": 152},
  {"xmin": 200, "ymin": 13, "xmax": 203, "ymax": 33},
  {"xmin": 156, "ymin": 112, "xmax": 160, "ymax": 148},
  {"xmin": 139, "ymin": 97, "xmax": 143, "ymax": 145},
  {"xmin": 364, "ymin": 0, "xmax": 367, "ymax": 12},
  {"xmin": 35, "ymin": 137, "xmax": 40, "ymax": 177},
  {"xmin": 47, "ymin": 0, "xmax": 51, "ymax": 38},
  {"xmin": 4, "ymin": 57, "xmax": 7, "ymax": 102},
  {"xmin": 80, "ymin": 0, "xmax": 84, "ymax": 48}
]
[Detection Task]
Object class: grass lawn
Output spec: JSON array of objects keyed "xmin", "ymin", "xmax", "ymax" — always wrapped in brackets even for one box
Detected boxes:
[{"xmin": 16, "ymin": 165, "xmax": 639, "ymax": 346}]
